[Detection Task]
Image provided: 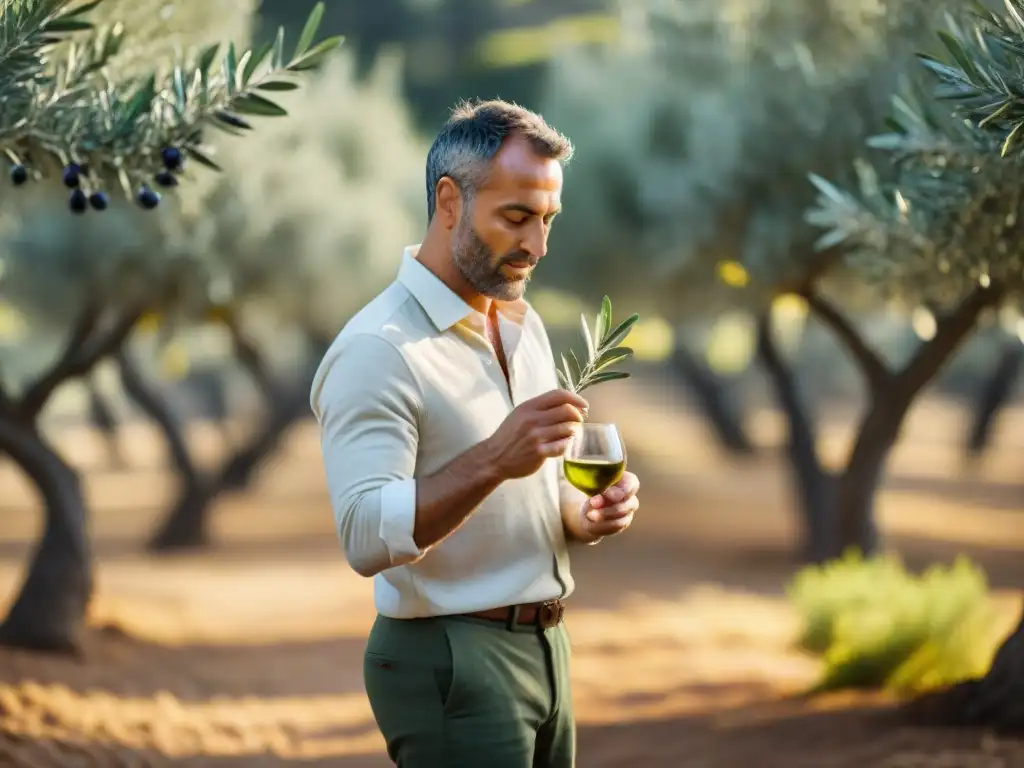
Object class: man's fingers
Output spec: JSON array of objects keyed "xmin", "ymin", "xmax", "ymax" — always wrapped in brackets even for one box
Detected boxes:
[
  {"xmin": 617, "ymin": 472, "xmax": 640, "ymax": 497},
  {"xmin": 533, "ymin": 388, "xmax": 589, "ymax": 413},
  {"xmin": 586, "ymin": 499, "xmax": 635, "ymax": 522},
  {"xmin": 586, "ymin": 513, "xmax": 633, "ymax": 536},
  {"xmin": 539, "ymin": 438, "xmax": 572, "ymax": 457},
  {"xmin": 591, "ymin": 473, "xmax": 639, "ymax": 507},
  {"xmin": 536, "ymin": 403, "xmax": 585, "ymax": 426},
  {"xmin": 537, "ymin": 422, "xmax": 577, "ymax": 444}
]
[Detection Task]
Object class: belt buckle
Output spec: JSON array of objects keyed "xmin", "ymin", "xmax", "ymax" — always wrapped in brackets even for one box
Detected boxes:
[{"xmin": 538, "ymin": 599, "xmax": 564, "ymax": 629}]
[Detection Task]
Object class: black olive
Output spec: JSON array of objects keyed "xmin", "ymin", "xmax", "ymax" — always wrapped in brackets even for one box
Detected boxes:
[
  {"xmin": 62, "ymin": 163, "xmax": 81, "ymax": 188},
  {"xmin": 137, "ymin": 185, "xmax": 160, "ymax": 210},
  {"xmin": 89, "ymin": 191, "xmax": 109, "ymax": 211},
  {"xmin": 155, "ymin": 171, "xmax": 178, "ymax": 187},
  {"xmin": 68, "ymin": 188, "xmax": 88, "ymax": 214},
  {"xmin": 161, "ymin": 146, "xmax": 184, "ymax": 171}
]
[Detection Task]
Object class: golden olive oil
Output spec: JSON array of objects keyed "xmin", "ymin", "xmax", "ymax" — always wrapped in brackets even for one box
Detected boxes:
[{"xmin": 563, "ymin": 458, "xmax": 625, "ymax": 496}]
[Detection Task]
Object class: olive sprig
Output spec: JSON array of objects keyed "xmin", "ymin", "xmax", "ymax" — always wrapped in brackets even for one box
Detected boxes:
[{"xmin": 557, "ymin": 295, "xmax": 638, "ymax": 395}]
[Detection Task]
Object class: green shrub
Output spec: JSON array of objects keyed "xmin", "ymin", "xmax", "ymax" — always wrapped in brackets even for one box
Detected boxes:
[{"xmin": 786, "ymin": 550, "xmax": 1000, "ymax": 694}]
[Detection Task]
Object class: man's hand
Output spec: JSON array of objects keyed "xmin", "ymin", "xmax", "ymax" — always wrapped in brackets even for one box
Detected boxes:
[
  {"xmin": 485, "ymin": 389, "xmax": 589, "ymax": 480},
  {"xmin": 579, "ymin": 471, "xmax": 640, "ymax": 538}
]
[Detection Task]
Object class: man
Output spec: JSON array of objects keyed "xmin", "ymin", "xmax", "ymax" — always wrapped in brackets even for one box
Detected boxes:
[{"xmin": 310, "ymin": 99, "xmax": 641, "ymax": 767}]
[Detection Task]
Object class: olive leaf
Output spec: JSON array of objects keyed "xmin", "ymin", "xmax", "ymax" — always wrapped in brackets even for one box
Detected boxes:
[{"xmin": 556, "ymin": 295, "xmax": 638, "ymax": 394}]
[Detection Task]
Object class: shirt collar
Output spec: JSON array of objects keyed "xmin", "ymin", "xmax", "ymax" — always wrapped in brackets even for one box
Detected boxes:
[{"xmin": 396, "ymin": 244, "xmax": 529, "ymax": 334}]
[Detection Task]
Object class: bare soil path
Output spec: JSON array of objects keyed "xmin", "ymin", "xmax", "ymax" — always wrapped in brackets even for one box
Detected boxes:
[{"xmin": 0, "ymin": 372, "xmax": 1021, "ymax": 766}]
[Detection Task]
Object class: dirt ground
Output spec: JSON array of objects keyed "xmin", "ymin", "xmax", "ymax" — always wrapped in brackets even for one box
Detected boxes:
[{"xmin": 0, "ymin": 369, "xmax": 1022, "ymax": 766}]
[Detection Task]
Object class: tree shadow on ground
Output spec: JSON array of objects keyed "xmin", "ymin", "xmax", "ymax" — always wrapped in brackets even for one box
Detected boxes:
[
  {"xmin": 0, "ymin": 626, "xmax": 371, "ymax": 700},
  {"xmin": 887, "ymin": 473, "xmax": 1024, "ymax": 514},
  {"xmin": 2, "ymin": 693, "xmax": 1020, "ymax": 767},
  {"xmin": 574, "ymin": 696, "xmax": 1023, "ymax": 767}
]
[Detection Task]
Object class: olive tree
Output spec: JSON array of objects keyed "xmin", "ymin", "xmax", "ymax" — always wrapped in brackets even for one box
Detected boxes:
[
  {"xmin": 137, "ymin": 50, "xmax": 425, "ymax": 551},
  {"xmin": 0, "ymin": 0, "xmax": 340, "ymax": 652},
  {"xmin": 808, "ymin": 0, "xmax": 1024, "ymax": 733},
  {"xmin": 540, "ymin": 0, "xmax": 950, "ymax": 562}
]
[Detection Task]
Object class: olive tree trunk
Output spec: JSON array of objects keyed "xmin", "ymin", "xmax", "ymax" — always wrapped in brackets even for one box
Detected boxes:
[
  {"xmin": 965, "ymin": 340, "xmax": 1024, "ymax": 459},
  {"xmin": 85, "ymin": 376, "xmax": 127, "ymax": 470},
  {"xmin": 0, "ymin": 418, "xmax": 90, "ymax": 653},
  {"xmin": 219, "ymin": 329, "xmax": 329, "ymax": 492},
  {"xmin": 755, "ymin": 311, "xmax": 838, "ymax": 562},
  {"xmin": 114, "ymin": 348, "xmax": 213, "ymax": 550},
  {"xmin": 145, "ymin": 319, "xmax": 301, "ymax": 552},
  {"xmin": 0, "ymin": 302, "xmax": 141, "ymax": 652},
  {"xmin": 811, "ymin": 286, "xmax": 998, "ymax": 560},
  {"xmin": 669, "ymin": 341, "xmax": 757, "ymax": 457},
  {"xmin": 756, "ymin": 285, "xmax": 999, "ymax": 563},
  {"xmin": 908, "ymin": 600, "xmax": 1024, "ymax": 734},
  {"xmin": 217, "ymin": 388, "xmax": 309, "ymax": 492}
]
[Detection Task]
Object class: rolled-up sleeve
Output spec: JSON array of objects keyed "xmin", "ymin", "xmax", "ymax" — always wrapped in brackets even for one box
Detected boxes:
[{"xmin": 311, "ymin": 333, "xmax": 425, "ymax": 577}]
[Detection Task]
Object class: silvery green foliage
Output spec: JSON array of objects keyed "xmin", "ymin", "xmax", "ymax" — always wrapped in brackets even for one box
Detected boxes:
[
  {"xmin": 0, "ymin": 185, "xmax": 186, "ymax": 327},
  {"xmin": 0, "ymin": 0, "xmax": 268, "ymax": 328},
  {"xmin": 73, "ymin": 0, "xmax": 258, "ymax": 206},
  {"xmin": 807, "ymin": 2, "xmax": 1024, "ymax": 308},
  {"xmin": 189, "ymin": 50, "xmax": 427, "ymax": 337},
  {"xmin": 0, "ymin": 1, "xmax": 340, "ymax": 205},
  {"xmin": 67, "ymin": 0, "xmax": 257, "ymax": 78},
  {"xmin": 540, "ymin": 0, "xmax": 942, "ymax": 317}
]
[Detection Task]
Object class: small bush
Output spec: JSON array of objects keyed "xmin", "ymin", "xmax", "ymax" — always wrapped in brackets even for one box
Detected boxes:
[{"xmin": 786, "ymin": 550, "xmax": 1001, "ymax": 695}]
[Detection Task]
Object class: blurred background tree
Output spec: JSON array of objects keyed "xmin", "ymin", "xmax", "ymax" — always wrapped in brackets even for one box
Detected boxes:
[
  {"xmin": 0, "ymin": 0, "xmax": 340, "ymax": 652},
  {"xmin": 539, "ymin": 0, "xmax": 951, "ymax": 563},
  {"xmin": 136, "ymin": 49, "xmax": 425, "ymax": 552},
  {"xmin": 805, "ymin": 0, "xmax": 1024, "ymax": 733}
]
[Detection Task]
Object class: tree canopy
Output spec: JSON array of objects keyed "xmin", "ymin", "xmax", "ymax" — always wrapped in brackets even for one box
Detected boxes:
[
  {"xmin": 539, "ymin": 0, "xmax": 944, "ymax": 319},
  {"xmin": 807, "ymin": 2, "xmax": 1024, "ymax": 311}
]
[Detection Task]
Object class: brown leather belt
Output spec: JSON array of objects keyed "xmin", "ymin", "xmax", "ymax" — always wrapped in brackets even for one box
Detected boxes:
[{"xmin": 463, "ymin": 599, "xmax": 565, "ymax": 630}]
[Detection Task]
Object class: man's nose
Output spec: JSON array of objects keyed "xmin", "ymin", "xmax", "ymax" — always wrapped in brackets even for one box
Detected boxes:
[{"xmin": 520, "ymin": 222, "xmax": 548, "ymax": 260}]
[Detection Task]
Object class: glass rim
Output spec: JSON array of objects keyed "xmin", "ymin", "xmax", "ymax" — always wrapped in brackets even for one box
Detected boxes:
[{"xmin": 578, "ymin": 421, "xmax": 618, "ymax": 427}]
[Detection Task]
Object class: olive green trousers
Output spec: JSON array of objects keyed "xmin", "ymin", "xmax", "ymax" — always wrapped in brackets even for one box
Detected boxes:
[{"xmin": 363, "ymin": 613, "xmax": 575, "ymax": 767}]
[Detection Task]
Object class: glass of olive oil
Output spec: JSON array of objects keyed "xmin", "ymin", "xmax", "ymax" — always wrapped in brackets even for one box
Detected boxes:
[{"xmin": 563, "ymin": 422, "xmax": 626, "ymax": 497}]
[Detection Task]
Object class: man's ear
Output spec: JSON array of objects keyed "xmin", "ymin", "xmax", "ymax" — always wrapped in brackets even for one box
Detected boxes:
[{"xmin": 434, "ymin": 177, "xmax": 463, "ymax": 231}]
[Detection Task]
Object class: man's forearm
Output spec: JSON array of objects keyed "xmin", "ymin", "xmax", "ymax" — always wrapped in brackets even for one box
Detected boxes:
[{"xmin": 413, "ymin": 439, "xmax": 505, "ymax": 549}]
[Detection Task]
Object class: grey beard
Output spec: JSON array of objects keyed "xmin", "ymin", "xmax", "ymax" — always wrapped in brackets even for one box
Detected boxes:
[{"xmin": 452, "ymin": 219, "xmax": 529, "ymax": 301}]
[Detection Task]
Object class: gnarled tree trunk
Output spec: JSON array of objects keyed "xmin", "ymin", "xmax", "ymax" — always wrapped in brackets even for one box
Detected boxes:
[
  {"xmin": 965, "ymin": 340, "xmax": 1024, "ymax": 459},
  {"xmin": 85, "ymin": 377, "xmax": 127, "ymax": 470},
  {"xmin": 802, "ymin": 286, "xmax": 999, "ymax": 561},
  {"xmin": 0, "ymin": 417, "xmax": 91, "ymax": 653},
  {"xmin": 832, "ymin": 402, "xmax": 901, "ymax": 557},
  {"xmin": 755, "ymin": 311, "xmax": 838, "ymax": 562},
  {"xmin": 0, "ymin": 302, "xmax": 142, "ymax": 653},
  {"xmin": 218, "ymin": 388, "xmax": 309, "ymax": 492},
  {"xmin": 115, "ymin": 349, "xmax": 213, "ymax": 551},
  {"xmin": 669, "ymin": 341, "xmax": 757, "ymax": 457},
  {"xmin": 220, "ymin": 329, "xmax": 329, "ymax": 492},
  {"xmin": 907, "ymin": 600, "xmax": 1024, "ymax": 734},
  {"xmin": 757, "ymin": 284, "xmax": 1000, "ymax": 563},
  {"xmin": 145, "ymin": 319, "xmax": 306, "ymax": 552}
]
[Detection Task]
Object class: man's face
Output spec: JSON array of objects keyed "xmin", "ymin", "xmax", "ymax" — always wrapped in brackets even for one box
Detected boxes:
[{"xmin": 450, "ymin": 134, "xmax": 563, "ymax": 302}]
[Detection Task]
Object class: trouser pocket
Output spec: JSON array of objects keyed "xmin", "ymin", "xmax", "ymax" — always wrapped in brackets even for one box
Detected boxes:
[{"xmin": 362, "ymin": 616, "xmax": 460, "ymax": 761}]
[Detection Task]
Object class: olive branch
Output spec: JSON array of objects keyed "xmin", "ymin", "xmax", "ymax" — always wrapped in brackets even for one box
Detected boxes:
[
  {"xmin": 556, "ymin": 295, "xmax": 638, "ymax": 394},
  {"xmin": 0, "ymin": 0, "xmax": 343, "ymax": 210}
]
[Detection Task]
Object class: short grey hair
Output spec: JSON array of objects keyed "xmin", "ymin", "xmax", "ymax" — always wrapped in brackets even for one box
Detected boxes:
[{"xmin": 424, "ymin": 98, "xmax": 574, "ymax": 221}]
